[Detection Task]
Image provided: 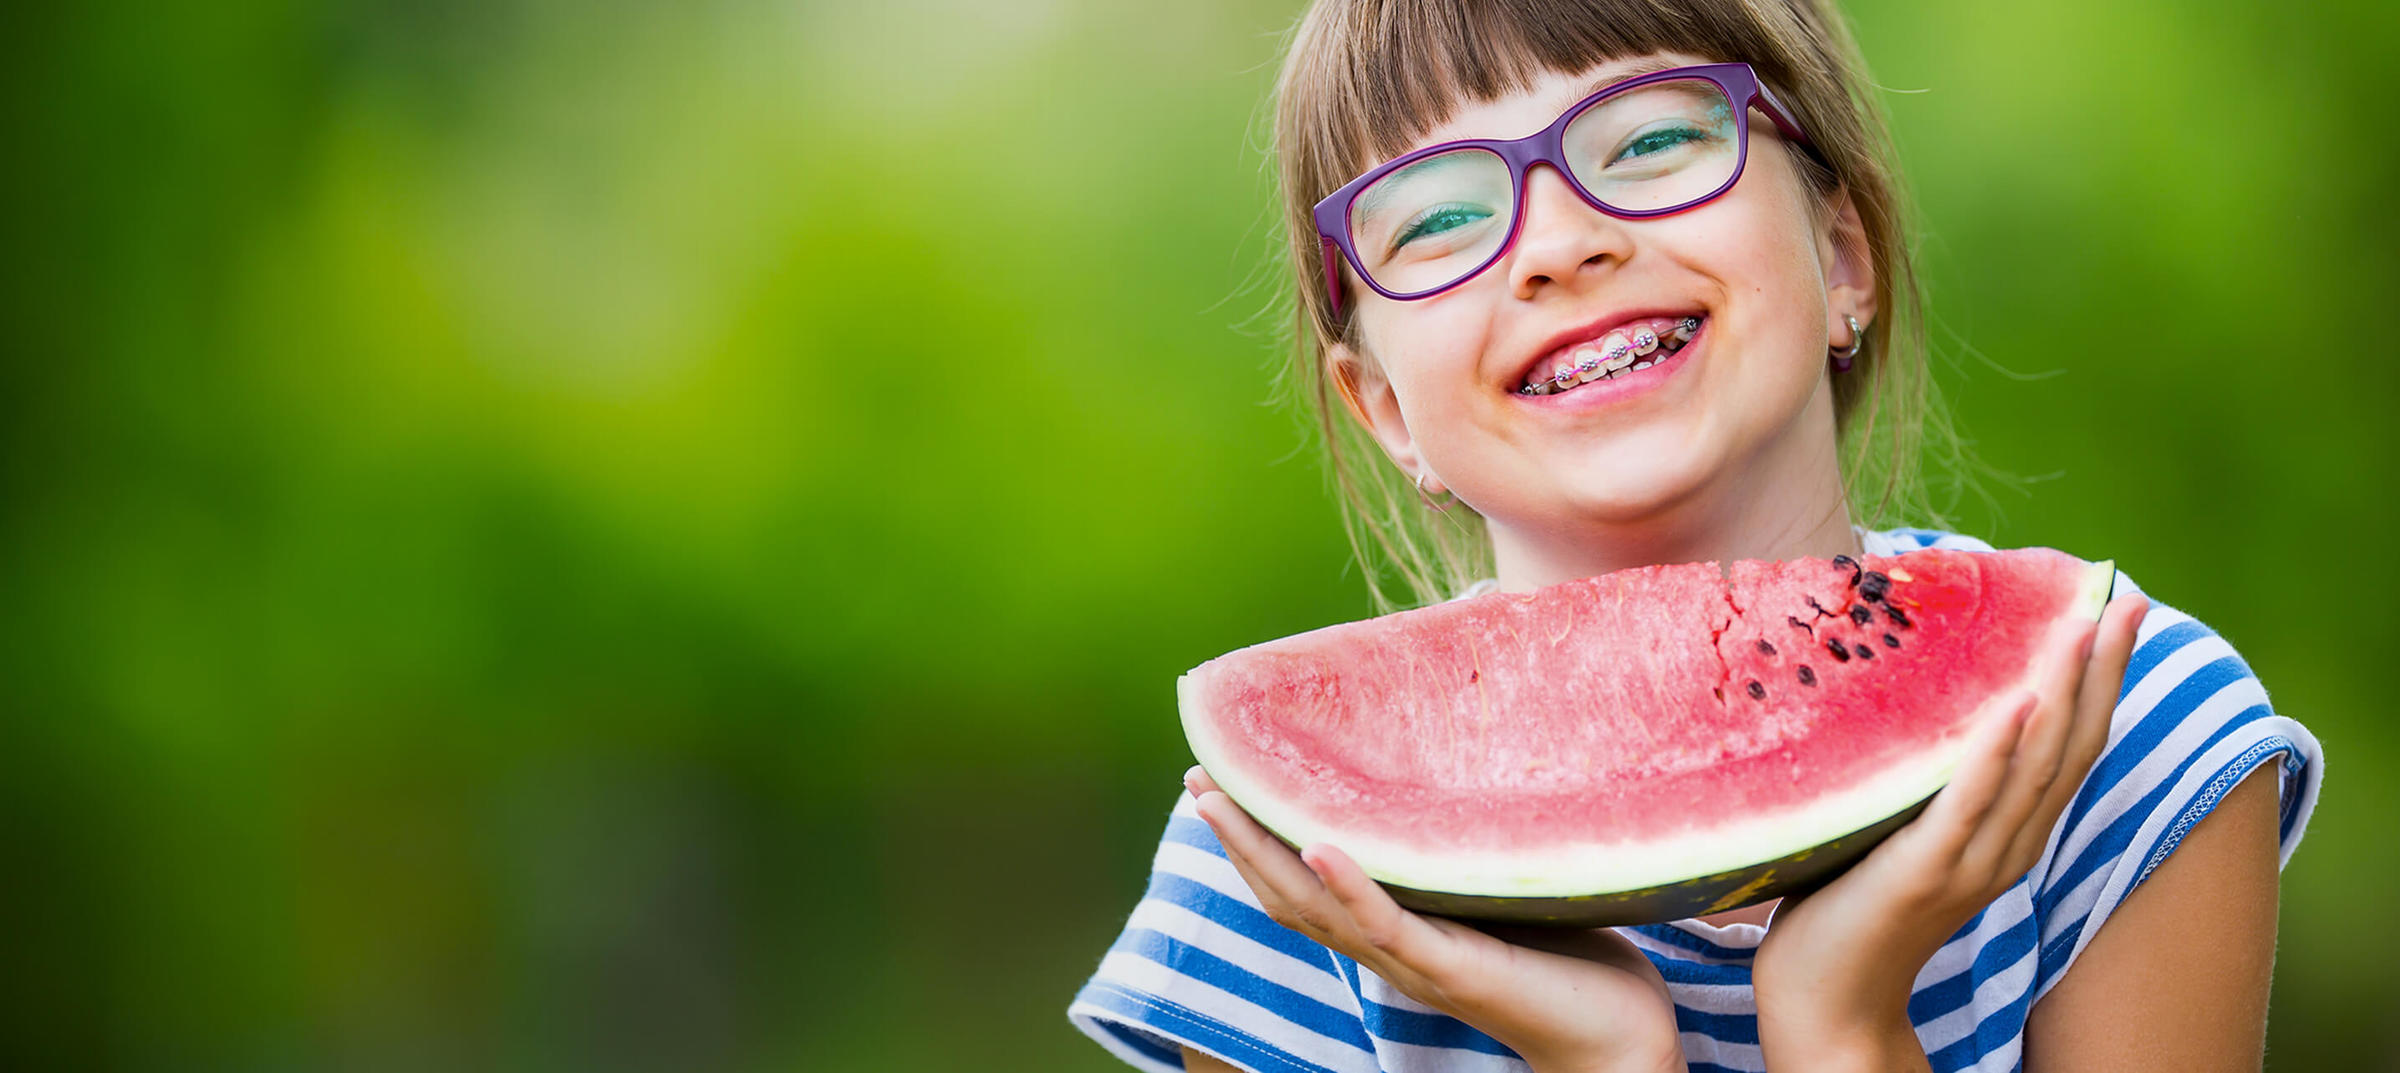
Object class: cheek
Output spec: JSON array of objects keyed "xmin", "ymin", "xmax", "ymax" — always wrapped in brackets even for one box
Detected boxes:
[
  {"xmin": 1697, "ymin": 203, "xmax": 1832, "ymax": 351},
  {"xmin": 1701, "ymin": 153, "xmax": 1832, "ymax": 294},
  {"xmin": 1363, "ymin": 301, "xmax": 1496, "ymax": 401}
]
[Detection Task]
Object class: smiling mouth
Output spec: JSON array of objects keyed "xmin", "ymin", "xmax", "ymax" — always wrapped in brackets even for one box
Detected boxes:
[{"xmin": 1518, "ymin": 315, "xmax": 1704, "ymax": 396}]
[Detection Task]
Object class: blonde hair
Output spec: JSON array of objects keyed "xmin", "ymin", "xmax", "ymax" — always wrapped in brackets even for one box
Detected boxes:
[{"xmin": 1269, "ymin": 0, "xmax": 1954, "ymax": 610}]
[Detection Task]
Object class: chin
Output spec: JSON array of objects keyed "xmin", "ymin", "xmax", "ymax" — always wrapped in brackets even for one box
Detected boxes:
[
  {"xmin": 1485, "ymin": 461, "xmax": 1709, "ymax": 533},
  {"xmin": 1564, "ymin": 477, "xmax": 1706, "ymax": 526},
  {"xmin": 1550, "ymin": 435, "xmax": 1715, "ymax": 516}
]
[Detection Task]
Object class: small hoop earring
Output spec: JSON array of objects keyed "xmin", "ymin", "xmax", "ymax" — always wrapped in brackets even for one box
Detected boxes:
[
  {"xmin": 1829, "ymin": 314, "xmax": 1865, "ymax": 373},
  {"xmin": 1415, "ymin": 471, "xmax": 1454, "ymax": 511}
]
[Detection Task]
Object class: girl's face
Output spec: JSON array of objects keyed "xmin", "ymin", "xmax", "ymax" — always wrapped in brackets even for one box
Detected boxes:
[{"xmin": 1332, "ymin": 52, "xmax": 1877, "ymax": 579}]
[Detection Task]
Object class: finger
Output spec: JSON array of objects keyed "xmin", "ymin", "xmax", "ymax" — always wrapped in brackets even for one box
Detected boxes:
[
  {"xmin": 1987, "ymin": 622, "xmax": 2093, "ymax": 829},
  {"xmin": 1184, "ymin": 765, "xmax": 1222, "ymax": 799},
  {"xmin": 1214, "ymin": 826, "xmax": 1303, "ymax": 927},
  {"xmin": 1196, "ymin": 792, "xmax": 1346, "ymax": 936},
  {"xmin": 1302, "ymin": 842, "xmax": 1459, "ymax": 982},
  {"xmin": 1204, "ymin": 803, "xmax": 1313, "ymax": 931},
  {"xmin": 2051, "ymin": 597, "xmax": 2146, "ymax": 802},
  {"xmin": 2069, "ymin": 596, "xmax": 2148, "ymax": 752},
  {"xmin": 2005, "ymin": 595, "xmax": 2150, "ymax": 866},
  {"xmin": 1913, "ymin": 688, "xmax": 2035, "ymax": 857},
  {"xmin": 1959, "ymin": 621, "xmax": 2093, "ymax": 879}
]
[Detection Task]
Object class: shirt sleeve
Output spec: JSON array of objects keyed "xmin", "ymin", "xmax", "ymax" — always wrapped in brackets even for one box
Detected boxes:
[
  {"xmin": 2025, "ymin": 570, "xmax": 2325, "ymax": 1001},
  {"xmin": 1067, "ymin": 791, "xmax": 1384, "ymax": 1073}
]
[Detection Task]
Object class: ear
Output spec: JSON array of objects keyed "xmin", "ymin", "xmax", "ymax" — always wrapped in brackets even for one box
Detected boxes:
[
  {"xmin": 1326, "ymin": 341, "xmax": 1433, "ymax": 488},
  {"xmin": 1818, "ymin": 187, "xmax": 1879, "ymax": 338}
]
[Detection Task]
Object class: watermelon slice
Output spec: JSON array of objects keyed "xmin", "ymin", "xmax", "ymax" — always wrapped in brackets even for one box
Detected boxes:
[{"xmin": 1180, "ymin": 548, "xmax": 2115, "ymax": 926}]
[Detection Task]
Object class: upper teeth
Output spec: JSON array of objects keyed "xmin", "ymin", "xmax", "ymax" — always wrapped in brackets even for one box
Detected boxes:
[{"xmin": 1523, "ymin": 316, "xmax": 1702, "ymax": 395}]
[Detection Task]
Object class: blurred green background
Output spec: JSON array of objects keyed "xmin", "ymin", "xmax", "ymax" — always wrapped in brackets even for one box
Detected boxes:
[{"xmin": 4, "ymin": 0, "xmax": 2393, "ymax": 1069}]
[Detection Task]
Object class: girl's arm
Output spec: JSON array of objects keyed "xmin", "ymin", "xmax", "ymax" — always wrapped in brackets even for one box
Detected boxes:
[{"xmin": 2020, "ymin": 764, "xmax": 2281, "ymax": 1071}]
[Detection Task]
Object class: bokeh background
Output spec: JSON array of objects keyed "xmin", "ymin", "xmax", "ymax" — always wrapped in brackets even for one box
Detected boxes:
[{"xmin": 5, "ymin": 0, "xmax": 2394, "ymax": 1069}]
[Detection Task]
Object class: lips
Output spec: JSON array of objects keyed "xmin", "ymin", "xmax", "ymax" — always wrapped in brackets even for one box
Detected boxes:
[{"xmin": 1517, "ymin": 314, "xmax": 1705, "ymax": 396}]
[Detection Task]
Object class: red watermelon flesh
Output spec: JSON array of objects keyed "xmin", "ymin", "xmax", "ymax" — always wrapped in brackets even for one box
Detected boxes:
[{"xmin": 1180, "ymin": 548, "xmax": 2113, "ymax": 912}]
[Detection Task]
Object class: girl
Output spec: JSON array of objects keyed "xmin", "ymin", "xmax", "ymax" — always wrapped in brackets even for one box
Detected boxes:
[{"xmin": 1069, "ymin": 1, "xmax": 2322, "ymax": 1070}]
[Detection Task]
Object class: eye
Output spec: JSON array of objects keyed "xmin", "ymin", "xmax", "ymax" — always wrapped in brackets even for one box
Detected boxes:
[
  {"xmin": 1391, "ymin": 203, "xmax": 1495, "ymax": 253},
  {"xmin": 1612, "ymin": 123, "xmax": 1709, "ymax": 164}
]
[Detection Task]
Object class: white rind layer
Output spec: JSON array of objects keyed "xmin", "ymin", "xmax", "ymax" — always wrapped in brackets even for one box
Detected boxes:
[{"xmin": 1180, "ymin": 559, "xmax": 2116, "ymax": 899}]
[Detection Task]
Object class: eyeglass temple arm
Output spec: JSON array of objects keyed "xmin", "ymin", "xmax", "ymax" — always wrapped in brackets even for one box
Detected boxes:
[
  {"xmin": 1752, "ymin": 83, "xmax": 1816, "ymax": 151},
  {"xmin": 1320, "ymin": 237, "xmax": 1346, "ymax": 317}
]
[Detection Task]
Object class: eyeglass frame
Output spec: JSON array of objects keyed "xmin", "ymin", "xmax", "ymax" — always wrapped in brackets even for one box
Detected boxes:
[{"xmin": 1310, "ymin": 62, "xmax": 1820, "ymax": 315}]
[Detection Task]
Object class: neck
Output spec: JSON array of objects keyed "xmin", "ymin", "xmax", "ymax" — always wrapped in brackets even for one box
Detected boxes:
[{"xmin": 1485, "ymin": 410, "xmax": 1862, "ymax": 590}]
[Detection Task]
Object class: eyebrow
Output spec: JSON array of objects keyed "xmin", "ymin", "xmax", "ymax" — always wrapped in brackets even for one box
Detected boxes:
[{"xmin": 1578, "ymin": 57, "xmax": 1687, "ymax": 100}]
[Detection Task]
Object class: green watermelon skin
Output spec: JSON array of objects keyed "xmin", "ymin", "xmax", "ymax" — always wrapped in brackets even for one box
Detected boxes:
[
  {"xmin": 1180, "ymin": 548, "xmax": 2115, "ymax": 927},
  {"xmin": 1379, "ymin": 797, "xmax": 1929, "ymax": 926}
]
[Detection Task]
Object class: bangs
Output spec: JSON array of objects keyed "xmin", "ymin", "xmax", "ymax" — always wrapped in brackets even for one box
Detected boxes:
[{"xmin": 1288, "ymin": 0, "xmax": 1798, "ymax": 185}]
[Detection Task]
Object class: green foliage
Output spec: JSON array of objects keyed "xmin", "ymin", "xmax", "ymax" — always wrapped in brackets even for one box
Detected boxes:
[{"xmin": 4, "ymin": 0, "xmax": 2392, "ymax": 1068}]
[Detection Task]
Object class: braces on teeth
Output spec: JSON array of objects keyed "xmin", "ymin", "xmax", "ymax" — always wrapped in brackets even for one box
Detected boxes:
[{"xmin": 1522, "ymin": 316, "xmax": 1702, "ymax": 396}]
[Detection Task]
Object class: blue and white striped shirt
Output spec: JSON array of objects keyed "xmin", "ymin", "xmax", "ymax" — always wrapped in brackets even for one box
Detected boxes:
[{"xmin": 1068, "ymin": 528, "xmax": 2324, "ymax": 1073}]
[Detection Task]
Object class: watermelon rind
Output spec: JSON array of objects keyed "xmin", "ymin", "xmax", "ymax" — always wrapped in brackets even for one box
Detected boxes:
[
  {"xmin": 1181, "ymin": 558, "xmax": 2117, "ymax": 927},
  {"xmin": 1377, "ymin": 795, "xmax": 1933, "ymax": 926}
]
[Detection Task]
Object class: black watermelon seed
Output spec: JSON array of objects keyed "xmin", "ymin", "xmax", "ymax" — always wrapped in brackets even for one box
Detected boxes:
[
  {"xmin": 1884, "ymin": 604, "xmax": 1912, "ymax": 628},
  {"xmin": 1859, "ymin": 572, "xmax": 1891, "ymax": 602},
  {"xmin": 1882, "ymin": 632, "xmax": 1900, "ymax": 648},
  {"xmin": 1848, "ymin": 605, "xmax": 1872, "ymax": 626},
  {"xmin": 1825, "ymin": 637, "xmax": 1851, "ymax": 662},
  {"xmin": 1805, "ymin": 596, "xmax": 1834, "ymax": 618},
  {"xmin": 1788, "ymin": 615, "xmax": 1814, "ymax": 635},
  {"xmin": 1853, "ymin": 642, "xmax": 1874, "ymax": 660},
  {"xmin": 1745, "ymin": 680, "xmax": 1765, "ymax": 700},
  {"xmin": 1797, "ymin": 665, "xmax": 1817, "ymax": 686},
  {"xmin": 1832, "ymin": 554, "xmax": 1862, "ymax": 585},
  {"xmin": 1755, "ymin": 638, "xmax": 1777, "ymax": 657}
]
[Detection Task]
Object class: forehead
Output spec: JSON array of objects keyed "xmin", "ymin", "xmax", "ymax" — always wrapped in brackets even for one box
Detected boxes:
[{"xmin": 1399, "ymin": 50, "xmax": 1718, "ymax": 157}]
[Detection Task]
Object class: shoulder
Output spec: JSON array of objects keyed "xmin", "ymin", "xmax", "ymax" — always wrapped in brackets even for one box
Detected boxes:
[{"xmin": 1067, "ymin": 793, "xmax": 1381, "ymax": 1073}]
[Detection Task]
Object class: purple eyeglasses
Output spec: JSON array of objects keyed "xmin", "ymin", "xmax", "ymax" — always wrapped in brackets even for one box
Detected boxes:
[{"xmin": 1312, "ymin": 62, "xmax": 1817, "ymax": 314}]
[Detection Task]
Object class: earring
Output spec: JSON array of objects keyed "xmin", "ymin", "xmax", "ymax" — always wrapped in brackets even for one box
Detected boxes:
[
  {"xmin": 1415, "ymin": 471, "xmax": 1454, "ymax": 511},
  {"xmin": 1829, "ymin": 314, "xmax": 1865, "ymax": 373}
]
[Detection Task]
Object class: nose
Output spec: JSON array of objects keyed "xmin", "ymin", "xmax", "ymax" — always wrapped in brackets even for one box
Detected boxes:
[{"xmin": 1505, "ymin": 163, "xmax": 1635, "ymax": 302}]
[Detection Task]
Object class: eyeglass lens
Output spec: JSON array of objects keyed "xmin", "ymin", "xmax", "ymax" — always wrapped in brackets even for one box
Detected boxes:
[{"xmin": 1344, "ymin": 77, "xmax": 1741, "ymax": 296}]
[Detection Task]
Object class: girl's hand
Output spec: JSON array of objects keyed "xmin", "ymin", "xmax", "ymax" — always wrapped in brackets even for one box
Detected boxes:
[
  {"xmin": 1185, "ymin": 768, "xmax": 1684, "ymax": 1073},
  {"xmin": 1752, "ymin": 593, "xmax": 2151, "ymax": 1066}
]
